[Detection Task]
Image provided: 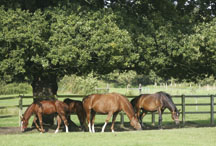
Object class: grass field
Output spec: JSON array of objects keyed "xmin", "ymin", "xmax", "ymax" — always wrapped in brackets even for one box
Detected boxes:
[
  {"xmin": 0, "ymin": 127, "xmax": 216, "ymax": 146},
  {"xmin": 0, "ymin": 86, "xmax": 216, "ymax": 146}
]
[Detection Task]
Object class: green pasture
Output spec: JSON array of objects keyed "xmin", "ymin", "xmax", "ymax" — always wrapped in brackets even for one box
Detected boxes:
[
  {"xmin": 0, "ymin": 127, "xmax": 216, "ymax": 146},
  {"xmin": 0, "ymin": 88, "xmax": 216, "ymax": 146}
]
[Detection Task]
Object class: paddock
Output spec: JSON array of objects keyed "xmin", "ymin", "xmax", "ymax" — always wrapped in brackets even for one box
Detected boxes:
[{"xmin": 0, "ymin": 93, "xmax": 215, "ymax": 131}]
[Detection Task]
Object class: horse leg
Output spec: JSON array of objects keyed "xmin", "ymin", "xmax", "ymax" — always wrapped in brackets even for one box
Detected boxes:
[
  {"xmin": 140, "ymin": 111, "xmax": 147, "ymax": 128},
  {"xmin": 86, "ymin": 109, "xmax": 92, "ymax": 133},
  {"xmin": 158, "ymin": 108, "xmax": 162, "ymax": 129},
  {"xmin": 90, "ymin": 110, "xmax": 96, "ymax": 133},
  {"xmin": 110, "ymin": 112, "xmax": 119, "ymax": 132},
  {"xmin": 101, "ymin": 112, "xmax": 113, "ymax": 132},
  {"xmin": 60, "ymin": 115, "xmax": 69, "ymax": 133},
  {"xmin": 37, "ymin": 113, "xmax": 45, "ymax": 133},
  {"xmin": 136, "ymin": 108, "xmax": 144, "ymax": 127},
  {"xmin": 33, "ymin": 115, "xmax": 40, "ymax": 130},
  {"xmin": 77, "ymin": 113, "xmax": 86, "ymax": 131},
  {"xmin": 55, "ymin": 115, "xmax": 62, "ymax": 133}
]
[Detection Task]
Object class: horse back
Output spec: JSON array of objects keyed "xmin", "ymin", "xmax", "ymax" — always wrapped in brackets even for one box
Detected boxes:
[
  {"xmin": 35, "ymin": 100, "xmax": 69, "ymax": 114},
  {"xmin": 64, "ymin": 98, "xmax": 83, "ymax": 114},
  {"xmin": 137, "ymin": 94, "xmax": 162, "ymax": 111},
  {"xmin": 54, "ymin": 100, "xmax": 69, "ymax": 114},
  {"xmin": 35, "ymin": 100, "xmax": 57, "ymax": 114},
  {"xmin": 83, "ymin": 93, "xmax": 121, "ymax": 113}
]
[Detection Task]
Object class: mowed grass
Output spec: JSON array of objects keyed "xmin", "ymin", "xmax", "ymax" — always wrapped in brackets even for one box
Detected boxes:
[
  {"xmin": 0, "ymin": 89, "xmax": 216, "ymax": 146},
  {"xmin": 0, "ymin": 127, "xmax": 216, "ymax": 146}
]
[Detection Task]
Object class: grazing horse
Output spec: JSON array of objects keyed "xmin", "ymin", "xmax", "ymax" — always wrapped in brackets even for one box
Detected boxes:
[
  {"xmin": 21, "ymin": 100, "xmax": 69, "ymax": 133},
  {"xmin": 131, "ymin": 91, "xmax": 180, "ymax": 129},
  {"xmin": 82, "ymin": 93, "xmax": 141, "ymax": 133},
  {"xmin": 63, "ymin": 98, "xmax": 87, "ymax": 131}
]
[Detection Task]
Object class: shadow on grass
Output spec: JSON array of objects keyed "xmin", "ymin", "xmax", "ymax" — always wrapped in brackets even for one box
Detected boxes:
[{"xmin": 0, "ymin": 119, "xmax": 215, "ymax": 134}]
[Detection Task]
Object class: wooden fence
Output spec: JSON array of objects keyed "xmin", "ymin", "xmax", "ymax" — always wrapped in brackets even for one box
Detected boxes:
[{"xmin": 0, "ymin": 94, "xmax": 215, "ymax": 126}]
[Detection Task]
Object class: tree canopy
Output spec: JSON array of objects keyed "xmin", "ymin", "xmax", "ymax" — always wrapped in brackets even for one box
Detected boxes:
[{"xmin": 0, "ymin": 0, "xmax": 215, "ymax": 96}]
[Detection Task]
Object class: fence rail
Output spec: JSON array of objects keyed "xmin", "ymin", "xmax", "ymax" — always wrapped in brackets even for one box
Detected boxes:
[{"xmin": 0, "ymin": 94, "xmax": 215, "ymax": 126}]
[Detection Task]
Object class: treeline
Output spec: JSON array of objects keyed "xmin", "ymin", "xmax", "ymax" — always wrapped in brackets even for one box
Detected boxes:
[
  {"xmin": 1, "ymin": 72, "xmax": 216, "ymax": 95},
  {"xmin": 0, "ymin": 1, "xmax": 216, "ymax": 96}
]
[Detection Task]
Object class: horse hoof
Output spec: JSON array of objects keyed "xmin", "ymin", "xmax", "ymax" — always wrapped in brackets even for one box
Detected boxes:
[{"xmin": 41, "ymin": 130, "xmax": 45, "ymax": 133}]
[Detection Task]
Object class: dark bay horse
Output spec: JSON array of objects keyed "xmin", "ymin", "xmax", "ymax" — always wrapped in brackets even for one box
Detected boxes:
[
  {"xmin": 63, "ymin": 98, "xmax": 87, "ymax": 131},
  {"xmin": 131, "ymin": 91, "xmax": 180, "ymax": 129},
  {"xmin": 82, "ymin": 93, "xmax": 141, "ymax": 133},
  {"xmin": 21, "ymin": 100, "xmax": 69, "ymax": 133}
]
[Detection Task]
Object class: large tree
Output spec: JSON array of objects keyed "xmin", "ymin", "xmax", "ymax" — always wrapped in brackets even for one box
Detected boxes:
[
  {"xmin": 0, "ymin": 3, "xmax": 135, "ymax": 96},
  {"xmin": 1, "ymin": 0, "xmax": 216, "ymax": 97}
]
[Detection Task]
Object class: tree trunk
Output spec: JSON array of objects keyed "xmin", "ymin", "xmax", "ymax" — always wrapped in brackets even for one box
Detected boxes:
[
  {"xmin": 31, "ymin": 73, "xmax": 58, "ymax": 127},
  {"xmin": 31, "ymin": 74, "xmax": 58, "ymax": 97}
]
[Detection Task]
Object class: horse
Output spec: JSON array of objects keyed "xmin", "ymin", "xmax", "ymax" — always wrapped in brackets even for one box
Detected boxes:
[
  {"xmin": 131, "ymin": 91, "xmax": 180, "ymax": 129},
  {"xmin": 82, "ymin": 93, "xmax": 142, "ymax": 133},
  {"xmin": 20, "ymin": 100, "xmax": 69, "ymax": 133},
  {"xmin": 63, "ymin": 98, "xmax": 87, "ymax": 131}
]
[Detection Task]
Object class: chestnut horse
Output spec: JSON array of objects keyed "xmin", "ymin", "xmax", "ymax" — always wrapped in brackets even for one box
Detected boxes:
[
  {"xmin": 63, "ymin": 98, "xmax": 87, "ymax": 131},
  {"xmin": 82, "ymin": 93, "xmax": 141, "ymax": 133},
  {"xmin": 131, "ymin": 91, "xmax": 180, "ymax": 129},
  {"xmin": 21, "ymin": 100, "xmax": 69, "ymax": 133}
]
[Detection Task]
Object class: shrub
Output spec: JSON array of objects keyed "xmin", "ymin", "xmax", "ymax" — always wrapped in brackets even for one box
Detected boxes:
[
  {"xmin": 0, "ymin": 82, "xmax": 32, "ymax": 95},
  {"xmin": 58, "ymin": 73, "xmax": 98, "ymax": 95}
]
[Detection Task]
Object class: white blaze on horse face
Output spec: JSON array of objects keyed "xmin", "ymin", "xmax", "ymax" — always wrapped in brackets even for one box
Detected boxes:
[{"xmin": 101, "ymin": 122, "xmax": 107, "ymax": 133}]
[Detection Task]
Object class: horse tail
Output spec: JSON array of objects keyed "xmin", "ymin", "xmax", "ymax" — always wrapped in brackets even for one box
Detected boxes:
[
  {"xmin": 130, "ymin": 95, "xmax": 142, "ymax": 108},
  {"xmin": 130, "ymin": 98, "xmax": 136, "ymax": 107}
]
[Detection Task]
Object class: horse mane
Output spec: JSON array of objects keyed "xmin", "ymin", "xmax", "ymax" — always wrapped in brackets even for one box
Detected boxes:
[
  {"xmin": 157, "ymin": 91, "xmax": 177, "ymax": 111},
  {"xmin": 115, "ymin": 93, "xmax": 136, "ymax": 119}
]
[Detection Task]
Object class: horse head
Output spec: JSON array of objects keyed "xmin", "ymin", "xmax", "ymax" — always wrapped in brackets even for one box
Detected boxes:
[
  {"xmin": 20, "ymin": 116, "xmax": 28, "ymax": 132},
  {"xmin": 171, "ymin": 109, "xmax": 180, "ymax": 125},
  {"xmin": 130, "ymin": 116, "xmax": 142, "ymax": 130}
]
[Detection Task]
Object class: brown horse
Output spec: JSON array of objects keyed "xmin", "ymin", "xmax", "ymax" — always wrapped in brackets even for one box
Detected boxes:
[
  {"xmin": 63, "ymin": 98, "xmax": 87, "ymax": 131},
  {"xmin": 82, "ymin": 93, "xmax": 141, "ymax": 133},
  {"xmin": 131, "ymin": 91, "xmax": 180, "ymax": 129},
  {"xmin": 21, "ymin": 100, "xmax": 69, "ymax": 133}
]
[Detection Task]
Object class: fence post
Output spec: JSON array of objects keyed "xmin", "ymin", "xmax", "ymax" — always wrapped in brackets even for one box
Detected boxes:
[
  {"xmin": 210, "ymin": 95, "xmax": 214, "ymax": 125},
  {"xmin": 106, "ymin": 84, "xmax": 110, "ymax": 93},
  {"xmin": 126, "ymin": 84, "xmax": 129, "ymax": 95},
  {"xmin": 19, "ymin": 95, "xmax": 23, "ymax": 126},
  {"xmin": 181, "ymin": 94, "xmax": 185, "ymax": 126},
  {"xmin": 139, "ymin": 84, "xmax": 142, "ymax": 95}
]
